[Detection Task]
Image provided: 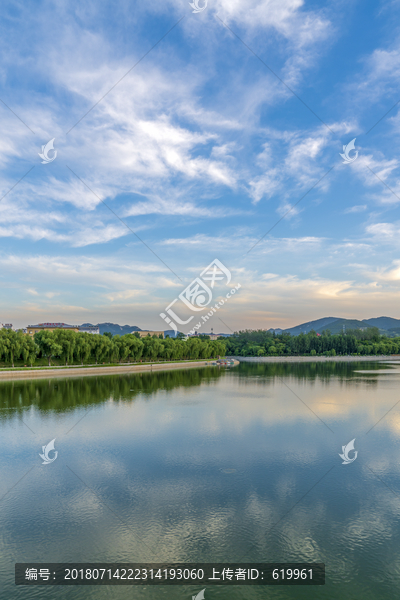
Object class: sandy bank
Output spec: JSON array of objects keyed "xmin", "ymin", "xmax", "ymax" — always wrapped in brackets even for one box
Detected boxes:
[
  {"xmin": 0, "ymin": 360, "xmax": 214, "ymax": 382},
  {"xmin": 234, "ymin": 355, "xmax": 397, "ymax": 364}
]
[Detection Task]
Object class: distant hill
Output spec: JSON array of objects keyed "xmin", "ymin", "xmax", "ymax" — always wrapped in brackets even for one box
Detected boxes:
[
  {"xmin": 363, "ymin": 317, "xmax": 400, "ymax": 329},
  {"xmin": 387, "ymin": 327, "xmax": 400, "ymax": 335},
  {"xmin": 282, "ymin": 316, "xmax": 400, "ymax": 337},
  {"xmin": 81, "ymin": 322, "xmax": 141, "ymax": 336},
  {"xmin": 79, "ymin": 324, "xmax": 233, "ymax": 338},
  {"xmin": 81, "ymin": 323, "xmax": 182, "ymax": 338},
  {"xmin": 283, "ymin": 317, "xmax": 339, "ymax": 336},
  {"xmin": 81, "ymin": 318, "xmax": 400, "ymax": 339},
  {"xmin": 316, "ymin": 319, "xmax": 375, "ymax": 335},
  {"xmin": 164, "ymin": 329, "xmax": 179, "ymax": 338}
]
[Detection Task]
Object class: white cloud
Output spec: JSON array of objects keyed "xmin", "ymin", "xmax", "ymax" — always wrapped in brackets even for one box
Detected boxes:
[
  {"xmin": 0, "ymin": 0, "xmax": 342, "ymax": 251},
  {"xmin": 362, "ymin": 259, "xmax": 400, "ymax": 283},
  {"xmin": 366, "ymin": 221, "xmax": 400, "ymax": 244},
  {"xmin": 248, "ymin": 123, "xmax": 349, "ymax": 205},
  {"xmin": 355, "ymin": 43, "xmax": 400, "ymax": 102},
  {"xmin": 344, "ymin": 151, "xmax": 400, "ymax": 205},
  {"xmin": 217, "ymin": 0, "xmax": 330, "ymax": 45},
  {"xmin": 215, "ymin": 0, "xmax": 333, "ymax": 88},
  {"xmin": 160, "ymin": 232, "xmax": 325, "ymax": 256},
  {"xmin": 0, "ymin": 0, "xmax": 398, "ymax": 332},
  {"xmin": 344, "ymin": 205, "xmax": 367, "ymax": 214}
]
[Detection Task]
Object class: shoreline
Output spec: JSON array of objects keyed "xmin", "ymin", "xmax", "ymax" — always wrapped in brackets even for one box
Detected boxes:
[
  {"xmin": 234, "ymin": 355, "xmax": 398, "ymax": 364},
  {"xmin": 0, "ymin": 355, "xmax": 396, "ymax": 380},
  {"xmin": 0, "ymin": 360, "xmax": 215, "ymax": 381}
]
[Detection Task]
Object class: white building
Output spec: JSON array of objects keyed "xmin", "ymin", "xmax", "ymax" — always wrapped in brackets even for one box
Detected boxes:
[{"xmin": 78, "ymin": 326, "xmax": 100, "ymax": 335}]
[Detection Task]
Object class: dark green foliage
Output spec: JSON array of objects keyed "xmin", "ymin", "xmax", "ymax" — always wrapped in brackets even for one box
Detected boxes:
[
  {"xmin": 0, "ymin": 329, "xmax": 226, "ymax": 368},
  {"xmin": 225, "ymin": 328, "xmax": 397, "ymax": 357}
]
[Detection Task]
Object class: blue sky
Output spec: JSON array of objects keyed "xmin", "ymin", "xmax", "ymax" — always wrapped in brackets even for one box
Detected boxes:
[{"xmin": 1, "ymin": 0, "xmax": 400, "ymax": 331}]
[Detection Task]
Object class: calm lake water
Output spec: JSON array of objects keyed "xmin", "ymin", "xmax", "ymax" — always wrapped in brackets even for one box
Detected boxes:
[{"xmin": 1, "ymin": 361, "xmax": 400, "ymax": 599}]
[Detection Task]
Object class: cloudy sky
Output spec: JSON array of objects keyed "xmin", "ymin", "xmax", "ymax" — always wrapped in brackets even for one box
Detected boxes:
[{"xmin": 1, "ymin": 0, "xmax": 400, "ymax": 331}]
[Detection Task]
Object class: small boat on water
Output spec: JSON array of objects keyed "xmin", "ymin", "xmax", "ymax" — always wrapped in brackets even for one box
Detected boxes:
[{"xmin": 215, "ymin": 358, "xmax": 239, "ymax": 367}]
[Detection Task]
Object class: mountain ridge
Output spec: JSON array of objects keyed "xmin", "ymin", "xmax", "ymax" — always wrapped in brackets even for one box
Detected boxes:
[
  {"xmin": 81, "ymin": 322, "xmax": 141, "ymax": 336},
  {"xmin": 81, "ymin": 323, "xmax": 181, "ymax": 338},
  {"xmin": 280, "ymin": 316, "xmax": 400, "ymax": 336},
  {"xmin": 81, "ymin": 318, "xmax": 400, "ymax": 338}
]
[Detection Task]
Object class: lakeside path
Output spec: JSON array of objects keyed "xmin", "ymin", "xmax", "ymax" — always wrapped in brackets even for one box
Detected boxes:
[
  {"xmin": 0, "ymin": 360, "xmax": 214, "ymax": 382},
  {"xmin": 235, "ymin": 355, "xmax": 399, "ymax": 364}
]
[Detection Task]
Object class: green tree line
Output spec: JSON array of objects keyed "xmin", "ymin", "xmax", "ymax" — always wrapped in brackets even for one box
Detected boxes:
[
  {"xmin": 0, "ymin": 329, "xmax": 226, "ymax": 368},
  {"xmin": 225, "ymin": 327, "xmax": 400, "ymax": 357}
]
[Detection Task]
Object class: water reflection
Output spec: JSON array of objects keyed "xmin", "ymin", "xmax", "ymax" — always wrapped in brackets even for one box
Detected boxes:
[
  {"xmin": 0, "ymin": 362, "xmax": 400, "ymax": 600},
  {"xmin": 0, "ymin": 366, "xmax": 225, "ymax": 418}
]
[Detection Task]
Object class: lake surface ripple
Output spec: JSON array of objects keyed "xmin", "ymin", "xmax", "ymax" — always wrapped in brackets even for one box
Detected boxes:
[{"xmin": 1, "ymin": 361, "xmax": 400, "ymax": 599}]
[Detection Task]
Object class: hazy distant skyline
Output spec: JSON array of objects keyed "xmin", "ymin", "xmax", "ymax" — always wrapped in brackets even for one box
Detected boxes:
[{"xmin": 1, "ymin": 0, "xmax": 400, "ymax": 331}]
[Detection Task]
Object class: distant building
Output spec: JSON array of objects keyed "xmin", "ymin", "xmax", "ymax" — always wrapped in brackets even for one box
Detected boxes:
[
  {"xmin": 27, "ymin": 323, "xmax": 80, "ymax": 336},
  {"xmin": 187, "ymin": 332, "xmax": 219, "ymax": 340},
  {"xmin": 78, "ymin": 325, "xmax": 100, "ymax": 335},
  {"xmin": 3, "ymin": 323, "xmax": 13, "ymax": 330},
  {"xmin": 187, "ymin": 329, "xmax": 230, "ymax": 340},
  {"xmin": 136, "ymin": 330, "xmax": 165, "ymax": 339},
  {"xmin": 207, "ymin": 333, "xmax": 219, "ymax": 341}
]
